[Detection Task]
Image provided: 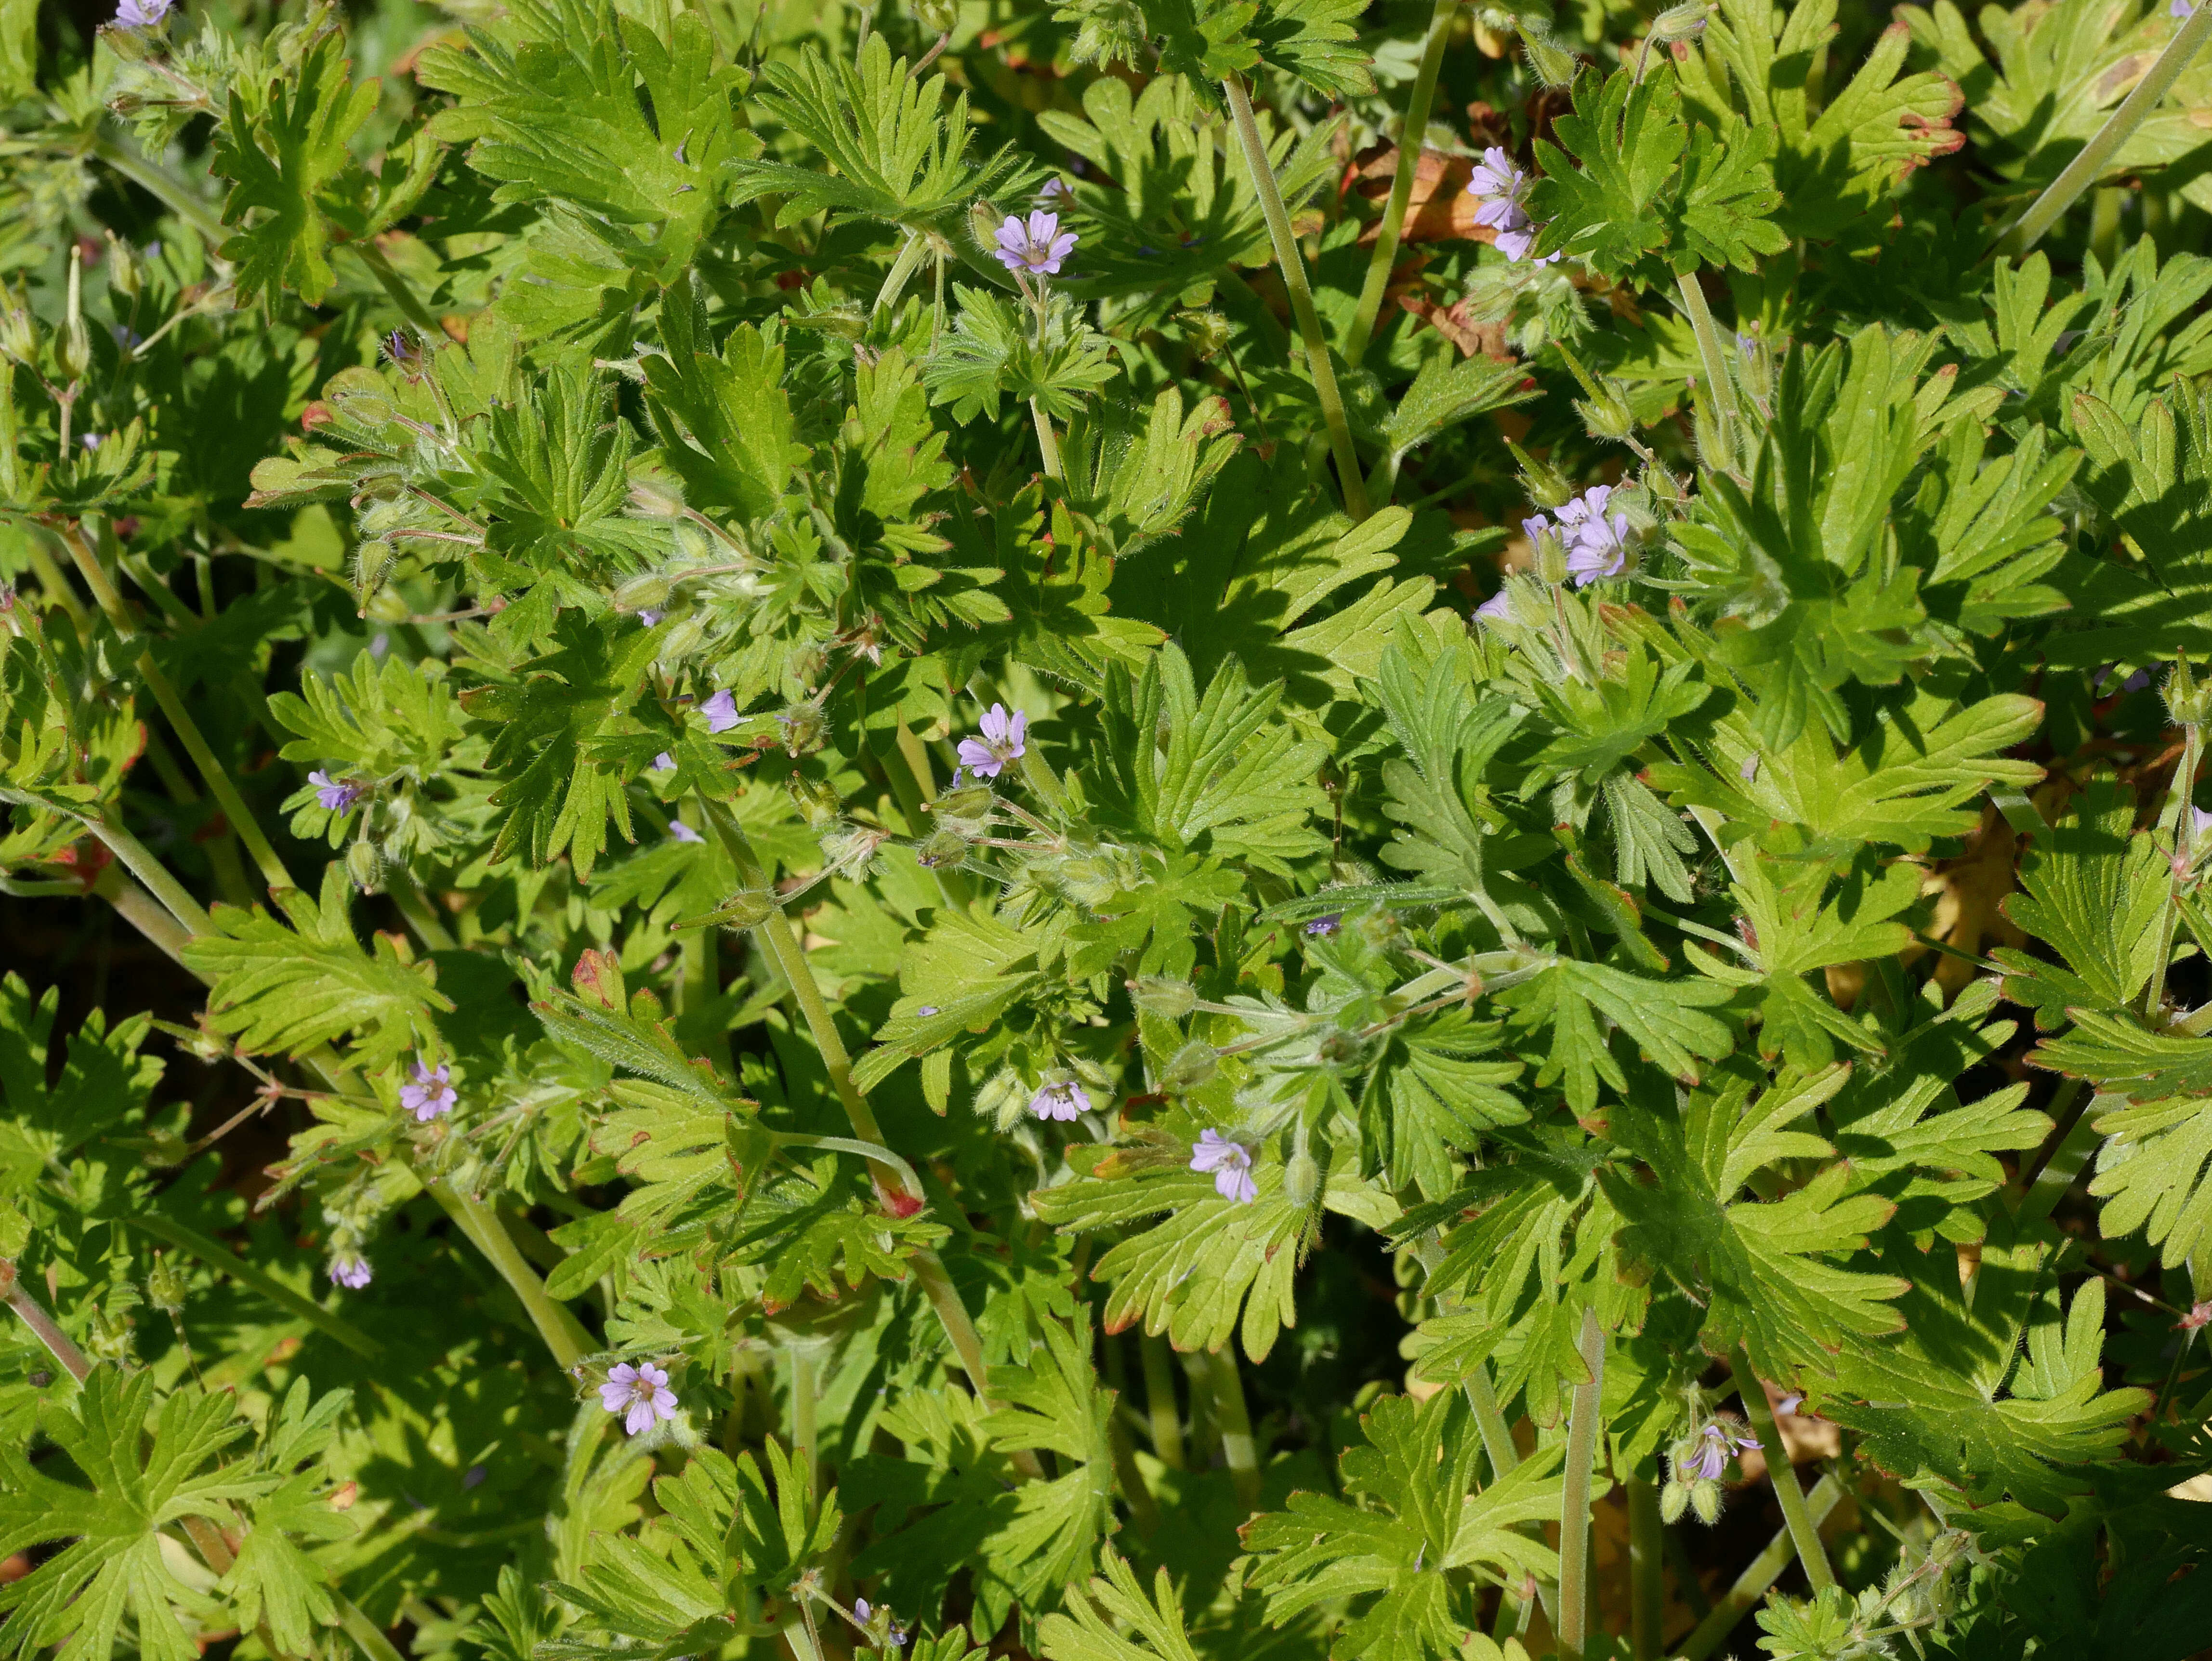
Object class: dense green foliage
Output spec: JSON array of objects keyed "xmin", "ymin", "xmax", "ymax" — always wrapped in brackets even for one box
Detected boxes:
[{"xmin": 6, "ymin": 0, "xmax": 2212, "ymax": 1656}]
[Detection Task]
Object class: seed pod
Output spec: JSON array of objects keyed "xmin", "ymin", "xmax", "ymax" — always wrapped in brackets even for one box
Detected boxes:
[
  {"xmin": 1660, "ymin": 1479, "xmax": 1690, "ymax": 1524},
  {"xmin": 914, "ymin": 828, "xmax": 970, "ymax": 869},
  {"xmin": 346, "ymin": 838, "xmax": 384, "ymax": 893},
  {"xmin": 1283, "ymin": 1148, "xmax": 1321, "ymax": 1208}
]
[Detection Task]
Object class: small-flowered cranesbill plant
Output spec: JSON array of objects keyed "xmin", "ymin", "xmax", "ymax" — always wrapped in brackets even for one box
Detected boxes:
[{"xmin": 7, "ymin": 0, "xmax": 2212, "ymax": 1656}]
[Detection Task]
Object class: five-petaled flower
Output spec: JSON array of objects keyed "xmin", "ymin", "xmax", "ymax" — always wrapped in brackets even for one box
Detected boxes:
[
  {"xmin": 957, "ymin": 704, "xmax": 1027, "ymax": 779},
  {"xmin": 1515, "ymin": 486, "xmax": 1634, "ymax": 588},
  {"xmin": 652, "ymin": 751, "xmax": 676, "ymax": 773},
  {"xmin": 328, "ymin": 1254, "xmax": 371, "ymax": 1290},
  {"xmin": 1681, "ymin": 1420, "xmax": 1760, "ymax": 1482},
  {"xmin": 1465, "ymin": 148, "xmax": 1561, "ymax": 265},
  {"xmin": 1029, "ymin": 1079, "xmax": 1089, "ymax": 1121},
  {"xmin": 1304, "ymin": 913, "xmax": 1341, "ymax": 937},
  {"xmin": 1188, "ymin": 1130, "xmax": 1258, "ymax": 1203},
  {"xmin": 994, "ymin": 211, "xmax": 1077, "ymax": 277},
  {"xmin": 310, "ymin": 770, "xmax": 365, "ymax": 813},
  {"xmin": 600, "ymin": 1361, "xmax": 679, "ymax": 1435},
  {"xmin": 401, "ymin": 1059, "xmax": 456, "ymax": 1122},
  {"xmin": 670, "ymin": 819, "xmax": 705, "ymax": 844},
  {"xmin": 701, "ymin": 689, "xmax": 741, "ymax": 733},
  {"xmin": 113, "ymin": 0, "xmax": 171, "ymax": 27}
]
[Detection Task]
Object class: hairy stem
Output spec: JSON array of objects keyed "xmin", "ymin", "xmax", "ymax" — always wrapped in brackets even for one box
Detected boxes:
[
  {"xmin": 1673, "ymin": 269, "xmax": 1740, "ymax": 438},
  {"xmin": 1344, "ymin": 0, "xmax": 1461, "ymax": 364},
  {"xmin": 1731, "ymin": 1349, "xmax": 1835, "ymax": 1591},
  {"xmin": 2145, "ymin": 717, "xmax": 2202, "ymax": 1020},
  {"xmin": 1677, "ymin": 1475, "xmax": 1844, "ymax": 1661},
  {"xmin": 698, "ymin": 796, "xmax": 1043, "ymax": 1477},
  {"xmin": 1556, "ymin": 1307, "xmax": 1606, "ymax": 1661},
  {"xmin": 1029, "ymin": 396, "xmax": 1065, "ymax": 481},
  {"xmin": 92, "ymin": 864, "xmax": 192, "ymax": 962},
  {"xmin": 1206, "ymin": 1345, "xmax": 1262, "ymax": 1514},
  {"xmin": 1139, "ymin": 1333, "xmax": 1186, "ymax": 1471},
  {"xmin": 790, "ymin": 1345, "xmax": 820, "ymax": 1499},
  {"xmin": 1, "ymin": 1258, "xmax": 93, "ymax": 1381},
  {"xmin": 1999, "ymin": 2, "xmax": 2212, "ymax": 257},
  {"xmin": 1627, "ymin": 1469, "xmax": 1664, "ymax": 1660},
  {"xmin": 337, "ymin": 1597, "xmax": 410, "ymax": 1661},
  {"xmin": 62, "ymin": 523, "xmax": 295, "ymax": 893},
  {"xmin": 1221, "ymin": 74, "xmax": 1370, "ymax": 521},
  {"xmin": 428, "ymin": 1181, "xmax": 592, "ymax": 1372},
  {"xmin": 1465, "ymin": 1358, "xmax": 1556, "ymax": 1626},
  {"xmin": 90, "ymin": 811, "xmax": 215, "ymax": 937}
]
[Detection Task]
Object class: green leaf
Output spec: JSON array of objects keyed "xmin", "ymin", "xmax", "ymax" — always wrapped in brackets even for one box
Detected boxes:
[
  {"xmin": 183, "ymin": 864, "xmax": 455, "ymax": 1069},
  {"xmin": 924, "ymin": 286, "xmax": 1120, "ymax": 424},
  {"xmin": 1038, "ymin": 1551, "xmax": 1205, "ymax": 1661},
  {"xmin": 1994, "ymin": 777, "xmax": 2169, "ymax": 1028},
  {"xmin": 211, "ymin": 30, "xmax": 377, "ymax": 306},
  {"xmin": 1601, "ymin": 1061, "xmax": 1910, "ymax": 1373},
  {"xmin": 0, "ymin": 1371, "xmax": 269, "ymax": 1661},
  {"xmin": 1496, "ymin": 955, "xmax": 1736, "ymax": 1116},
  {"xmin": 1243, "ymin": 1390, "xmax": 1562, "ymax": 1661},
  {"xmin": 641, "ymin": 290, "xmax": 807, "ymax": 527}
]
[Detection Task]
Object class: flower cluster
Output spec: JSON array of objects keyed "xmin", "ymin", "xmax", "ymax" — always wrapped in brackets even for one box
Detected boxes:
[
  {"xmin": 1478, "ymin": 486, "xmax": 1633, "ymax": 619},
  {"xmin": 1466, "ymin": 148, "xmax": 1560, "ymax": 266},
  {"xmin": 1661, "ymin": 1414, "xmax": 1760, "ymax": 1525}
]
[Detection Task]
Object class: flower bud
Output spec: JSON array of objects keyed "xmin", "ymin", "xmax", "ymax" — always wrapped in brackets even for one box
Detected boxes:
[
  {"xmin": 362, "ymin": 585, "xmax": 412, "ymax": 624},
  {"xmin": 788, "ymin": 775, "xmax": 842, "ymax": 828},
  {"xmin": 914, "ymin": 828, "xmax": 971, "ymax": 869},
  {"xmin": 1160, "ymin": 1041, "xmax": 1219, "ymax": 1093},
  {"xmin": 931, "ymin": 782, "xmax": 996, "ymax": 823},
  {"xmin": 1690, "ymin": 1477, "xmax": 1722, "ymax": 1525},
  {"xmin": 1650, "ymin": 0, "xmax": 1712, "ymax": 40},
  {"xmin": 1175, "ymin": 309, "xmax": 1232, "ymax": 356},
  {"xmin": 915, "ymin": 0, "xmax": 959, "ymax": 34},
  {"xmin": 778, "ymin": 702, "xmax": 827, "ymax": 757},
  {"xmin": 1283, "ymin": 1148, "xmax": 1320, "ymax": 1208},
  {"xmin": 1660, "ymin": 1479, "xmax": 1689, "ymax": 1524},
  {"xmin": 1505, "ymin": 438, "xmax": 1575, "ymax": 510},
  {"xmin": 1534, "ymin": 523, "xmax": 1569, "ymax": 586},
  {"xmin": 1317, "ymin": 1027, "xmax": 1362, "ymax": 1067},
  {"xmin": 613, "ymin": 572, "xmax": 674, "ymax": 613},
  {"xmin": 2166, "ymin": 655, "xmax": 2212, "ymax": 727},
  {"xmin": 1129, "ymin": 976, "xmax": 1197, "ymax": 1019},
  {"xmin": 1575, "ymin": 383, "xmax": 1637, "ymax": 444},
  {"xmin": 704, "ymin": 889, "xmax": 776, "ymax": 929},
  {"xmin": 346, "ymin": 838, "xmax": 383, "ymax": 893}
]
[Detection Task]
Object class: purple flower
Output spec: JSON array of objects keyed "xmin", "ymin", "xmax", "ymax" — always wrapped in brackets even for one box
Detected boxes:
[
  {"xmin": 1475, "ymin": 589, "xmax": 1513, "ymax": 621},
  {"xmin": 1739, "ymin": 754, "xmax": 1760, "ymax": 783},
  {"xmin": 113, "ymin": 0, "xmax": 171, "ymax": 27},
  {"xmin": 1038, "ymin": 177, "xmax": 1075, "ymax": 206},
  {"xmin": 670, "ymin": 819, "xmax": 705, "ymax": 844},
  {"xmin": 400, "ymin": 1059, "xmax": 456, "ymax": 1122},
  {"xmin": 1304, "ymin": 913, "xmax": 1341, "ymax": 936},
  {"xmin": 599, "ymin": 1361, "xmax": 679, "ymax": 1436},
  {"xmin": 701, "ymin": 689, "xmax": 740, "ymax": 733},
  {"xmin": 993, "ymin": 211, "xmax": 1078, "ymax": 277},
  {"xmin": 956, "ymin": 704, "xmax": 1027, "ymax": 780},
  {"xmin": 854, "ymin": 1599, "xmax": 872, "ymax": 1622},
  {"xmin": 1680, "ymin": 1421, "xmax": 1760, "ymax": 1483},
  {"xmin": 1029, "ymin": 1079, "xmax": 1090, "ymax": 1121},
  {"xmin": 328, "ymin": 1254, "xmax": 371, "ymax": 1290},
  {"xmin": 652, "ymin": 751, "xmax": 676, "ymax": 772},
  {"xmin": 1466, "ymin": 148, "xmax": 1532, "ymax": 229},
  {"xmin": 638, "ymin": 609, "xmax": 664, "ymax": 627},
  {"xmin": 309, "ymin": 770, "xmax": 365, "ymax": 813},
  {"xmin": 1188, "ymin": 1129, "xmax": 1257, "ymax": 1203},
  {"xmin": 915, "ymin": 1005, "xmax": 939, "ymax": 1016},
  {"xmin": 1776, "ymin": 1393, "xmax": 1803, "ymax": 1416},
  {"xmin": 2175, "ymin": 0, "xmax": 2194, "ymax": 18},
  {"xmin": 2191, "ymin": 806, "xmax": 2212, "ymax": 842},
  {"xmin": 1564, "ymin": 513, "xmax": 1631, "ymax": 584},
  {"xmin": 80, "ymin": 432, "xmax": 103, "ymax": 451}
]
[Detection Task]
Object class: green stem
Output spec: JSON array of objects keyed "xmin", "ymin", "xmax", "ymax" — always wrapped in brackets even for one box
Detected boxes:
[
  {"xmin": 790, "ymin": 1345, "xmax": 819, "ymax": 1500},
  {"xmin": 2145, "ymin": 719, "xmax": 2201, "ymax": 1020},
  {"xmin": 62, "ymin": 524, "xmax": 295, "ymax": 893},
  {"xmin": 1999, "ymin": 2, "xmax": 2212, "ymax": 257},
  {"xmin": 125, "ymin": 1215, "xmax": 384, "ymax": 1358},
  {"xmin": 337, "ymin": 1597, "xmax": 409, "ymax": 1661},
  {"xmin": 1557, "ymin": 1308, "xmax": 1606, "ymax": 1661},
  {"xmin": 91, "ymin": 865, "xmax": 192, "ymax": 963},
  {"xmin": 1627, "ymin": 1471, "xmax": 1664, "ymax": 1661},
  {"xmin": 427, "ymin": 1181, "xmax": 592, "ymax": 1372},
  {"xmin": 1465, "ymin": 1359, "xmax": 1556, "ymax": 1626},
  {"xmin": 349, "ymin": 239, "xmax": 448, "ymax": 343},
  {"xmin": 872, "ymin": 231, "xmax": 930, "ymax": 316},
  {"xmin": 1677, "ymin": 1475, "xmax": 1843, "ymax": 1661},
  {"xmin": 1029, "ymin": 396, "xmax": 1065, "ymax": 482},
  {"xmin": 91, "ymin": 133, "xmax": 227, "ymax": 245},
  {"xmin": 770, "ymin": 1131, "xmax": 926, "ymax": 1198},
  {"xmin": 1221, "ymin": 75, "xmax": 1370, "ymax": 522},
  {"xmin": 1, "ymin": 1258, "xmax": 93, "ymax": 1381},
  {"xmin": 1344, "ymin": 0, "xmax": 1461, "ymax": 365},
  {"xmin": 1139, "ymin": 1334, "xmax": 1185, "ymax": 1471},
  {"xmin": 1205, "ymin": 1346, "xmax": 1262, "ymax": 1514},
  {"xmin": 696, "ymin": 796, "xmax": 1043, "ymax": 1478},
  {"xmin": 1731, "ymin": 1349, "xmax": 1835, "ymax": 1592},
  {"xmin": 1674, "ymin": 269, "xmax": 1740, "ymax": 434},
  {"xmin": 90, "ymin": 811, "xmax": 215, "ymax": 937},
  {"xmin": 383, "ymin": 867, "xmax": 457, "ymax": 954}
]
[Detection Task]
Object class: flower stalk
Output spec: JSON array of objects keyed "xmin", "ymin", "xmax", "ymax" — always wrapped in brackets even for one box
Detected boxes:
[
  {"xmin": 1344, "ymin": 0, "xmax": 1462, "ymax": 365},
  {"xmin": 1998, "ymin": 2, "xmax": 2212, "ymax": 258},
  {"xmin": 1731, "ymin": 1349, "xmax": 1835, "ymax": 1591},
  {"xmin": 1221, "ymin": 74, "xmax": 1370, "ymax": 521},
  {"xmin": 1206, "ymin": 1345, "xmax": 1262, "ymax": 1514},
  {"xmin": 1556, "ymin": 1306, "xmax": 1606, "ymax": 1661},
  {"xmin": 1677, "ymin": 1474, "xmax": 1844, "ymax": 1661}
]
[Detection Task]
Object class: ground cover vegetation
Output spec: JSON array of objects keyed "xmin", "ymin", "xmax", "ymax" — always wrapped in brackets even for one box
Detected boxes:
[{"xmin": 3, "ymin": 0, "xmax": 2212, "ymax": 1654}]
